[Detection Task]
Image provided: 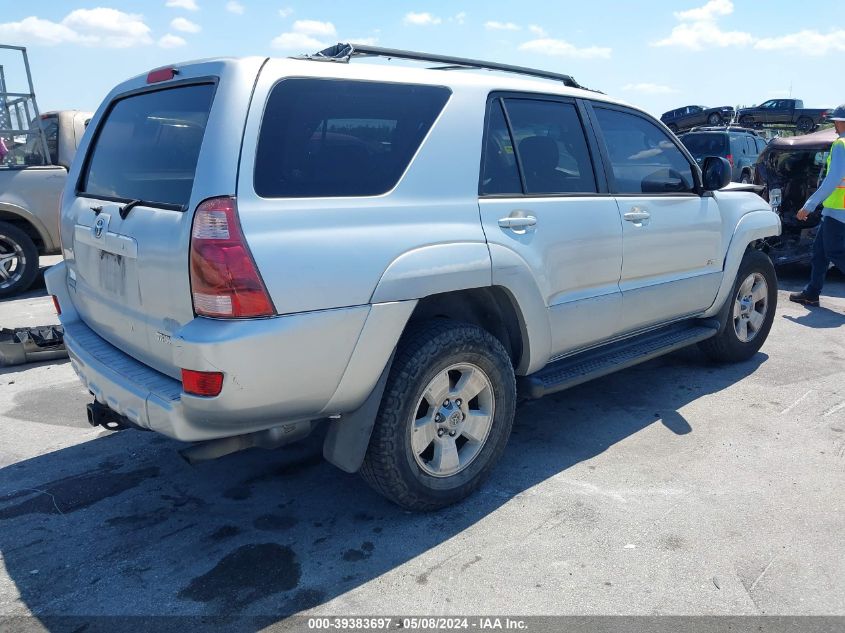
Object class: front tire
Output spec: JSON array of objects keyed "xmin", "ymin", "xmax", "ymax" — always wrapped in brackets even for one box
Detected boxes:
[
  {"xmin": 708, "ymin": 113, "xmax": 722, "ymax": 126},
  {"xmin": 0, "ymin": 221, "xmax": 39, "ymax": 298},
  {"xmin": 796, "ymin": 117, "xmax": 814, "ymax": 134},
  {"xmin": 360, "ymin": 320, "xmax": 516, "ymax": 511},
  {"xmin": 699, "ymin": 250, "xmax": 777, "ymax": 363}
]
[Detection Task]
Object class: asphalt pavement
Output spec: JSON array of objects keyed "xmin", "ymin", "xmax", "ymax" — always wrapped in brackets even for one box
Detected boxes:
[{"xmin": 0, "ymin": 263, "xmax": 843, "ymax": 623}]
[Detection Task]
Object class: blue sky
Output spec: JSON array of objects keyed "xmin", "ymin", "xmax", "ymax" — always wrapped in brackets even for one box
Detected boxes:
[{"xmin": 0, "ymin": 0, "xmax": 842, "ymax": 117}]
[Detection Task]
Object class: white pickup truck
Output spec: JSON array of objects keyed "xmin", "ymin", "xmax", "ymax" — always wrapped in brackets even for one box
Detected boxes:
[{"xmin": 0, "ymin": 110, "xmax": 91, "ymax": 296}]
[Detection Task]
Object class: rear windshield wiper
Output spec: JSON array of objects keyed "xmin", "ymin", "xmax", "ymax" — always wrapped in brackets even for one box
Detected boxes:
[{"xmin": 119, "ymin": 199, "xmax": 147, "ymax": 219}]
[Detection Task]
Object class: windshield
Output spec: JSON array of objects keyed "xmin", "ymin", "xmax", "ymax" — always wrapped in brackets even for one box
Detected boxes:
[
  {"xmin": 680, "ymin": 133, "xmax": 728, "ymax": 157},
  {"xmin": 80, "ymin": 83, "xmax": 215, "ymax": 209}
]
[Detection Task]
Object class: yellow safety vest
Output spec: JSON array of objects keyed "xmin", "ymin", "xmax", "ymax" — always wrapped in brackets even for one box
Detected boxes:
[{"xmin": 823, "ymin": 137, "xmax": 845, "ymax": 209}]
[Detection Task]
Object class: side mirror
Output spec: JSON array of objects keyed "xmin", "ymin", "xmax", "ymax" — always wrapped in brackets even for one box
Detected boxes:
[{"xmin": 702, "ymin": 156, "xmax": 732, "ymax": 191}]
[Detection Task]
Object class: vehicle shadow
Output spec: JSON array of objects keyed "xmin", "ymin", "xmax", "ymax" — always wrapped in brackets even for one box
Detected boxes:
[{"xmin": 0, "ymin": 347, "xmax": 767, "ymax": 625}]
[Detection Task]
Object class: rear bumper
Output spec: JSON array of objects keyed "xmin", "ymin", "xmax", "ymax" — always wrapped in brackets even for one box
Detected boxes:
[{"xmin": 45, "ymin": 261, "xmax": 415, "ymax": 442}]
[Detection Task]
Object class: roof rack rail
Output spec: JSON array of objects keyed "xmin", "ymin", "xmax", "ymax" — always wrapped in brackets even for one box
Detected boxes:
[
  {"xmin": 298, "ymin": 42, "xmax": 587, "ymax": 90},
  {"xmin": 687, "ymin": 124, "xmax": 759, "ymax": 135}
]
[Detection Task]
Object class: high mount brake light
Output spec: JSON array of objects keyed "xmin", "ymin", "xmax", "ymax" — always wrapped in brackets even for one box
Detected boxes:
[
  {"xmin": 147, "ymin": 68, "xmax": 177, "ymax": 84},
  {"xmin": 189, "ymin": 197, "xmax": 275, "ymax": 319}
]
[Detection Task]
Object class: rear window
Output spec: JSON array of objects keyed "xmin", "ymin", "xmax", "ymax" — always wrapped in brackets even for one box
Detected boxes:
[
  {"xmin": 254, "ymin": 79, "xmax": 451, "ymax": 198},
  {"xmin": 80, "ymin": 83, "xmax": 215, "ymax": 209},
  {"xmin": 680, "ymin": 133, "xmax": 728, "ymax": 157}
]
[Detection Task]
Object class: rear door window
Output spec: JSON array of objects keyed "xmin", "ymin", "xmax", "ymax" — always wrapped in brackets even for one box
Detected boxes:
[
  {"xmin": 80, "ymin": 83, "xmax": 215, "ymax": 209},
  {"xmin": 254, "ymin": 79, "xmax": 450, "ymax": 198},
  {"xmin": 480, "ymin": 100, "xmax": 521, "ymax": 195},
  {"xmin": 502, "ymin": 98, "xmax": 597, "ymax": 195},
  {"xmin": 680, "ymin": 133, "xmax": 728, "ymax": 157}
]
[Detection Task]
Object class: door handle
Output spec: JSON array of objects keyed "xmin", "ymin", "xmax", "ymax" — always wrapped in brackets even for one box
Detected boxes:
[
  {"xmin": 623, "ymin": 209, "xmax": 651, "ymax": 222},
  {"xmin": 498, "ymin": 216, "xmax": 537, "ymax": 229}
]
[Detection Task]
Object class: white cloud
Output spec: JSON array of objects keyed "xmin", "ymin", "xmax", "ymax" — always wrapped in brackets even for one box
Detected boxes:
[
  {"xmin": 165, "ymin": 0, "xmax": 199, "ymax": 10},
  {"xmin": 0, "ymin": 16, "xmax": 81, "ymax": 46},
  {"xmin": 271, "ymin": 20, "xmax": 338, "ymax": 50},
  {"xmin": 653, "ymin": 0, "xmax": 750, "ymax": 50},
  {"xmin": 528, "ymin": 25, "xmax": 547, "ymax": 37},
  {"xmin": 347, "ymin": 36, "xmax": 378, "ymax": 46},
  {"xmin": 404, "ymin": 12, "xmax": 441, "ymax": 26},
  {"xmin": 158, "ymin": 33, "xmax": 186, "ymax": 48},
  {"xmin": 226, "ymin": 1, "xmax": 245, "ymax": 14},
  {"xmin": 754, "ymin": 29, "xmax": 845, "ymax": 56},
  {"xmin": 519, "ymin": 37, "xmax": 612, "ymax": 59},
  {"xmin": 0, "ymin": 8, "xmax": 153, "ymax": 48},
  {"xmin": 271, "ymin": 31, "xmax": 325, "ymax": 50},
  {"xmin": 674, "ymin": 0, "xmax": 734, "ymax": 22},
  {"xmin": 486, "ymin": 21, "xmax": 520, "ymax": 31},
  {"xmin": 622, "ymin": 83, "xmax": 679, "ymax": 95},
  {"xmin": 292, "ymin": 19, "xmax": 336, "ymax": 37},
  {"xmin": 450, "ymin": 12, "xmax": 466, "ymax": 25},
  {"xmin": 652, "ymin": 20, "xmax": 752, "ymax": 50},
  {"xmin": 278, "ymin": 7, "xmax": 294, "ymax": 18},
  {"xmin": 170, "ymin": 17, "xmax": 201, "ymax": 33}
]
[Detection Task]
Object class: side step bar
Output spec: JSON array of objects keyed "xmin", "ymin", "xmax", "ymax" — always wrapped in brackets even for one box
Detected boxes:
[{"xmin": 519, "ymin": 319, "xmax": 720, "ymax": 400}]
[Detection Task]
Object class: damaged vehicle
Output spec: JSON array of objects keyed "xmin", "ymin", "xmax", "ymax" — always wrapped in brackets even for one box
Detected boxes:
[{"xmin": 753, "ymin": 127, "xmax": 837, "ymax": 265}]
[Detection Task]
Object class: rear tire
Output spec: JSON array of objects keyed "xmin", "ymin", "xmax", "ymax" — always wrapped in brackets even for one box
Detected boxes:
[
  {"xmin": 699, "ymin": 250, "xmax": 777, "ymax": 363},
  {"xmin": 0, "ymin": 221, "xmax": 39, "ymax": 298},
  {"xmin": 739, "ymin": 116, "xmax": 754, "ymax": 128},
  {"xmin": 360, "ymin": 320, "xmax": 516, "ymax": 511},
  {"xmin": 708, "ymin": 113, "xmax": 722, "ymax": 126}
]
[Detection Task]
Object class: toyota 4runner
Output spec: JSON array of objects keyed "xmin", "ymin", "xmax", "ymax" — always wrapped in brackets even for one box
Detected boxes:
[{"xmin": 46, "ymin": 44, "xmax": 781, "ymax": 510}]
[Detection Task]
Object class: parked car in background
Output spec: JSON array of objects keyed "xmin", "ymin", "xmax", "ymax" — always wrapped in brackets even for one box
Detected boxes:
[
  {"xmin": 680, "ymin": 126, "xmax": 767, "ymax": 183},
  {"xmin": 753, "ymin": 127, "xmax": 837, "ymax": 265},
  {"xmin": 0, "ymin": 110, "xmax": 92, "ymax": 296},
  {"xmin": 661, "ymin": 105, "xmax": 735, "ymax": 133},
  {"xmin": 737, "ymin": 99, "xmax": 829, "ymax": 134},
  {"xmin": 47, "ymin": 45, "xmax": 780, "ymax": 510}
]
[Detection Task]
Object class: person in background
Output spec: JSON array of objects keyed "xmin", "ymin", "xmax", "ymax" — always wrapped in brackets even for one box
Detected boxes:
[{"xmin": 789, "ymin": 104, "xmax": 845, "ymax": 307}]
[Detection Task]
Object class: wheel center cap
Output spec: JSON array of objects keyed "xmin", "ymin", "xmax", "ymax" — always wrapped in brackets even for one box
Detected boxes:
[{"xmin": 447, "ymin": 411, "xmax": 462, "ymax": 427}]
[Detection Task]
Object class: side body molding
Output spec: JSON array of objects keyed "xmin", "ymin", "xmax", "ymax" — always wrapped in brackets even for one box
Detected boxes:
[{"xmin": 702, "ymin": 210, "xmax": 782, "ymax": 318}]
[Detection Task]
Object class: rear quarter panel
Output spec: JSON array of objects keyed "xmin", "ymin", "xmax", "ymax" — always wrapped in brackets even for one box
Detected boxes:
[{"xmin": 235, "ymin": 60, "xmax": 492, "ymax": 316}]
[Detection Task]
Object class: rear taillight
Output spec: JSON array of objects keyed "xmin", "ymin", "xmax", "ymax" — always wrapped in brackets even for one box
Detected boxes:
[
  {"xmin": 189, "ymin": 196, "xmax": 274, "ymax": 318},
  {"xmin": 51, "ymin": 295, "xmax": 61, "ymax": 315},
  {"xmin": 181, "ymin": 369, "xmax": 224, "ymax": 397},
  {"xmin": 726, "ymin": 154, "xmax": 734, "ymax": 167}
]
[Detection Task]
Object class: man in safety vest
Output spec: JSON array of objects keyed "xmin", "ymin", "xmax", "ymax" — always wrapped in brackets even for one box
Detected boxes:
[{"xmin": 790, "ymin": 103, "xmax": 845, "ymax": 306}]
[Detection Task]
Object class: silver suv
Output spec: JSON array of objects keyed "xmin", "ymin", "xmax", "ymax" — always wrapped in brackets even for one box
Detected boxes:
[{"xmin": 46, "ymin": 45, "xmax": 781, "ymax": 510}]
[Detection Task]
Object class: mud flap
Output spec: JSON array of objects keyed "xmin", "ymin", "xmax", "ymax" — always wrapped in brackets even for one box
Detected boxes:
[
  {"xmin": 322, "ymin": 352, "xmax": 394, "ymax": 474},
  {"xmin": 0, "ymin": 325, "xmax": 67, "ymax": 367}
]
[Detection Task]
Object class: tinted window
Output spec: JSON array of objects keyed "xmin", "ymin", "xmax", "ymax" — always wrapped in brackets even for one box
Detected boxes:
[
  {"xmin": 595, "ymin": 107, "xmax": 695, "ymax": 194},
  {"xmin": 42, "ymin": 117, "xmax": 59, "ymax": 165},
  {"xmin": 255, "ymin": 79, "xmax": 450, "ymax": 198},
  {"xmin": 745, "ymin": 136, "xmax": 756, "ymax": 155},
  {"xmin": 480, "ymin": 100, "xmax": 521, "ymax": 195},
  {"xmin": 82, "ymin": 84, "xmax": 214, "ymax": 208},
  {"xmin": 503, "ymin": 99, "xmax": 596, "ymax": 194},
  {"xmin": 681, "ymin": 133, "xmax": 728, "ymax": 157}
]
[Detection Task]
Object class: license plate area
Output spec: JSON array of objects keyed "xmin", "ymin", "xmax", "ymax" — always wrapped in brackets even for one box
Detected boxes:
[{"xmin": 99, "ymin": 250, "xmax": 125, "ymax": 297}]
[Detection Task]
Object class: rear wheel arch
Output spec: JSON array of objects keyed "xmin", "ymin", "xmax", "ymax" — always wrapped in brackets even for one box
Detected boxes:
[{"xmin": 408, "ymin": 287, "xmax": 525, "ymax": 370}]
